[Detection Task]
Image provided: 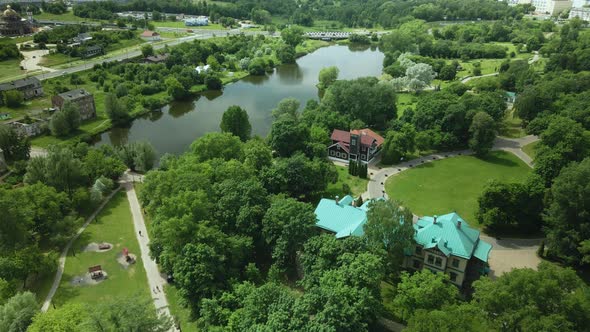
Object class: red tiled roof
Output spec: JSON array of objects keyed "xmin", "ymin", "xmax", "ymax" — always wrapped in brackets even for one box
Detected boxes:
[
  {"xmin": 351, "ymin": 128, "xmax": 384, "ymax": 147},
  {"xmin": 336, "ymin": 141, "xmax": 350, "ymax": 153},
  {"xmin": 331, "ymin": 129, "xmax": 350, "ymax": 144}
]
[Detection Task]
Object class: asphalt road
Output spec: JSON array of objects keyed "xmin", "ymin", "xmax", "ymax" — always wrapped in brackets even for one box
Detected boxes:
[{"xmin": 34, "ymin": 28, "xmax": 268, "ymax": 81}]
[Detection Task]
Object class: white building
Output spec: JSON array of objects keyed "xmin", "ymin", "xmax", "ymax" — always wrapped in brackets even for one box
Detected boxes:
[
  {"xmin": 569, "ymin": 6, "xmax": 590, "ymax": 19},
  {"xmin": 531, "ymin": 0, "xmax": 572, "ymax": 15},
  {"xmin": 195, "ymin": 64, "xmax": 210, "ymax": 74}
]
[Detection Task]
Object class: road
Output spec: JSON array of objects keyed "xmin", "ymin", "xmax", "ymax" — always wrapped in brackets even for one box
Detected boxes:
[{"xmin": 34, "ymin": 29, "xmax": 267, "ymax": 81}]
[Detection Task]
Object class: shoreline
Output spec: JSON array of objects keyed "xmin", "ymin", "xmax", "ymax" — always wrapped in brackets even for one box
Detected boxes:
[{"xmin": 31, "ymin": 38, "xmax": 332, "ymax": 148}]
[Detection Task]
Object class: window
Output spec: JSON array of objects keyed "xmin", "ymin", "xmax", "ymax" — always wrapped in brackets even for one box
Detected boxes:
[
  {"xmin": 415, "ymin": 246, "xmax": 422, "ymax": 255},
  {"xmin": 449, "ymin": 272, "xmax": 457, "ymax": 282},
  {"xmin": 427, "ymin": 255, "xmax": 434, "ymax": 264},
  {"xmin": 330, "ymin": 150, "xmax": 336, "ymax": 156},
  {"xmin": 351, "ymin": 137, "xmax": 357, "ymax": 146},
  {"xmin": 413, "ymin": 260, "xmax": 421, "ymax": 269},
  {"xmin": 452, "ymin": 258, "xmax": 460, "ymax": 268},
  {"xmin": 434, "ymin": 257, "xmax": 442, "ymax": 267}
]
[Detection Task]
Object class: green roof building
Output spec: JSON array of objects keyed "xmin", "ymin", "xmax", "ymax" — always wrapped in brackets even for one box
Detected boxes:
[
  {"xmin": 314, "ymin": 195, "xmax": 382, "ymax": 238},
  {"xmin": 406, "ymin": 213, "xmax": 492, "ymax": 286}
]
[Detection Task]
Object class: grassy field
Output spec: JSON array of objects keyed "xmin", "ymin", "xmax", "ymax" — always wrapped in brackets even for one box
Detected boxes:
[
  {"xmin": 0, "ymin": 59, "xmax": 25, "ymax": 80},
  {"xmin": 522, "ymin": 141, "xmax": 539, "ymax": 159},
  {"xmin": 385, "ymin": 151, "xmax": 531, "ymax": 227},
  {"xmin": 296, "ymin": 39, "xmax": 330, "ymax": 55},
  {"xmin": 154, "ymin": 21, "xmax": 226, "ymax": 30},
  {"xmin": 396, "ymin": 92, "xmax": 420, "ymax": 117},
  {"xmin": 499, "ymin": 109, "xmax": 526, "ymax": 138},
  {"xmin": 52, "ymin": 191, "xmax": 151, "ymax": 307},
  {"xmin": 34, "ymin": 11, "xmax": 101, "ymax": 23},
  {"xmin": 165, "ymin": 285, "xmax": 199, "ymax": 332},
  {"xmin": 325, "ymin": 165, "xmax": 369, "ymax": 198}
]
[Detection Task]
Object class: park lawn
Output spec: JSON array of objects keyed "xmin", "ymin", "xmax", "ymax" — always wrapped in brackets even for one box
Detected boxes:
[
  {"xmin": 325, "ymin": 165, "xmax": 369, "ymax": 198},
  {"xmin": 522, "ymin": 141, "xmax": 539, "ymax": 159},
  {"xmin": 0, "ymin": 59, "xmax": 25, "ymax": 82},
  {"xmin": 52, "ymin": 191, "xmax": 152, "ymax": 307},
  {"xmin": 165, "ymin": 285, "xmax": 199, "ymax": 332},
  {"xmin": 396, "ymin": 92, "xmax": 420, "ymax": 117},
  {"xmin": 296, "ymin": 39, "xmax": 330, "ymax": 55},
  {"xmin": 499, "ymin": 109, "xmax": 526, "ymax": 138},
  {"xmin": 456, "ymin": 58, "xmax": 504, "ymax": 77},
  {"xmin": 385, "ymin": 150, "xmax": 531, "ymax": 228}
]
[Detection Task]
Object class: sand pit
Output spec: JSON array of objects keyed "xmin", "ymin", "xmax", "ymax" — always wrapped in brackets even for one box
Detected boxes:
[
  {"xmin": 116, "ymin": 252, "xmax": 137, "ymax": 269},
  {"xmin": 70, "ymin": 271, "xmax": 109, "ymax": 286},
  {"xmin": 82, "ymin": 242, "xmax": 114, "ymax": 252}
]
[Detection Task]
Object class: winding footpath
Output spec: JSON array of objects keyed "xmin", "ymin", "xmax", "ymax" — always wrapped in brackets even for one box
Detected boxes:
[
  {"xmin": 365, "ymin": 135, "xmax": 542, "ymax": 277},
  {"xmin": 41, "ymin": 187, "xmax": 122, "ymax": 312}
]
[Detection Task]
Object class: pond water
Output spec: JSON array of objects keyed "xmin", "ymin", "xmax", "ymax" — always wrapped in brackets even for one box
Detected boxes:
[{"xmin": 97, "ymin": 44, "xmax": 384, "ymax": 156}]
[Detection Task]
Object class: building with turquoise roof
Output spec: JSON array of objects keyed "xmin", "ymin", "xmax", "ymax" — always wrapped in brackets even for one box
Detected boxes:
[
  {"xmin": 314, "ymin": 195, "xmax": 380, "ymax": 238},
  {"xmin": 314, "ymin": 199, "xmax": 492, "ymax": 287},
  {"xmin": 405, "ymin": 213, "xmax": 492, "ymax": 286}
]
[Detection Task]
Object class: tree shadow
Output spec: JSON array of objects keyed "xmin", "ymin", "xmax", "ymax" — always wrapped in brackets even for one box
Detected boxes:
[
  {"xmin": 479, "ymin": 152, "xmax": 518, "ymax": 167},
  {"xmin": 52, "ymin": 272, "xmax": 82, "ymax": 307}
]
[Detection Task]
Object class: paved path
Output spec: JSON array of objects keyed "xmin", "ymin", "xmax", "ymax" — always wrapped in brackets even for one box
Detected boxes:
[
  {"xmin": 460, "ymin": 72, "xmax": 499, "ymax": 84},
  {"xmin": 123, "ymin": 178, "xmax": 175, "ymax": 327},
  {"xmin": 41, "ymin": 187, "xmax": 122, "ymax": 312}
]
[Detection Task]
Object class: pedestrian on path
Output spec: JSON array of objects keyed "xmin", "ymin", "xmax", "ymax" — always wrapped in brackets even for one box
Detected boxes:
[
  {"xmin": 156, "ymin": 286, "xmax": 160, "ymax": 293},
  {"xmin": 139, "ymin": 230, "xmax": 142, "ymax": 237}
]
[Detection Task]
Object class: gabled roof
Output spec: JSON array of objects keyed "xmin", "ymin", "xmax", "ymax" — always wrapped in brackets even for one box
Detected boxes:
[
  {"xmin": 415, "ymin": 213, "xmax": 492, "ymax": 262},
  {"xmin": 58, "ymin": 88, "xmax": 92, "ymax": 100},
  {"xmin": 315, "ymin": 196, "xmax": 383, "ymax": 239},
  {"xmin": 351, "ymin": 128, "xmax": 385, "ymax": 147},
  {"xmin": 331, "ymin": 129, "xmax": 350, "ymax": 143},
  {"xmin": 0, "ymin": 77, "xmax": 41, "ymax": 91},
  {"xmin": 328, "ymin": 141, "xmax": 350, "ymax": 153}
]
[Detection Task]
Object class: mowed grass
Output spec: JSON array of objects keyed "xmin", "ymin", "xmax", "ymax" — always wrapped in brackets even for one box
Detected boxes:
[
  {"xmin": 385, "ymin": 151, "xmax": 531, "ymax": 227},
  {"xmin": 165, "ymin": 285, "xmax": 199, "ymax": 332},
  {"xmin": 0, "ymin": 59, "xmax": 25, "ymax": 79},
  {"xmin": 52, "ymin": 191, "xmax": 151, "ymax": 307},
  {"xmin": 325, "ymin": 165, "xmax": 369, "ymax": 198},
  {"xmin": 522, "ymin": 141, "xmax": 539, "ymax": 159}
]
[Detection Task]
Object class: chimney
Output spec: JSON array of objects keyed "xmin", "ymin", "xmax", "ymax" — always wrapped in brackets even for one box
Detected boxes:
[
  {"xmin": 433, "ymin": 215, "xmax": 437, "ymax": 224},
  {"xmin": 335, "ymin": 195, "xmax": 339, "ymax": 205},
  {"xmin": 457, "ymin": 221, "xmax": 462, "ymax": 229}
]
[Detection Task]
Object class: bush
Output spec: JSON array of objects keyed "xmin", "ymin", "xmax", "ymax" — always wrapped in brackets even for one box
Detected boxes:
[{"xmin": 2, "ymin": 90, "xmax": 23, "ymax": 108}]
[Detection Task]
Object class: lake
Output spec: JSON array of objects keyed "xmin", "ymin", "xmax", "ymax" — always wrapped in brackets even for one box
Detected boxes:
[{"xmin": 97, "ymin": 44, "xmax": 385, "ymax": 156}]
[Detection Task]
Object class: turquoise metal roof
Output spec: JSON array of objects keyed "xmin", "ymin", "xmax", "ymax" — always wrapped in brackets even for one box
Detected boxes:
[
  {"xmin": 315, "ymin": 195, "xmax": 367, "ymax": 238},
  {"xmin": 414, "ymin": 213, "xmax": 492, "ymax": 262}
]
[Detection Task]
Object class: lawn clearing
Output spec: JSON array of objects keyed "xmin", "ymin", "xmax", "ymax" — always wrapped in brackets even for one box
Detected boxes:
[
  {"xmin": 385, "ymin": 150, "xmax": 531, "ymax": 227},
  {"xmin": 325, "ymin": 165, "xmax": 369, "ymax": 198},
  {"xmin": 0, "ymin": 59, "xmax": 25, "ymax": 79},
  {"xmin": 52, "ymin": 191, "xmax": 151, "ymax": 307}
]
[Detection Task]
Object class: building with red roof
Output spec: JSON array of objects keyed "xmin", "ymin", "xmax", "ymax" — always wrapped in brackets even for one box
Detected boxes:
[{"xmin": 328, "ymin": 128, "xmax": 384, "ymax": 163}]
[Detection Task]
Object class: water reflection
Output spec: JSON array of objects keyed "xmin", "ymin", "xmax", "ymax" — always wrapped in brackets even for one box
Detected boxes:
[{"xmin": 97, "ymin": 45, "xmax": 384, "ymax": 156}]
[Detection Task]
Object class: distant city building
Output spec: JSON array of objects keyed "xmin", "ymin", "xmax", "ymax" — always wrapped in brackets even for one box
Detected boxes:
[
  {"xmin": 572, "ymin": 0, "xmax": 590, "ymax": 7},
  {"xmin": 72, "ymin": 32, "xmax": 93, "ymax": 44},
  {"xmin": 184, "ymin": 16, "xmax": 209, "ymax": 26},
  {"xmin": 0, "ymin": 77, "xmax": 43, "ymax": 100},
  {"xmin": 329, "ymin": 128, "xmax": 384, "ymax": 163},
  {"xmin": 141, "ymin": 30, "xmax": 161, "ymax": 41},
  {"xmin": 569, "ymin": 6, "xmax": 590, "ymax": 20},
  {"xmin": 531, "ymin": 0, "xmax": 572, "ymax": 15},
  {"xmin": 52, "ymin": 88, "xmax": 97, "ymax": 121},
  {"xmin": 0, "ymin": 5, "xmax": 33, "ymax": 36}
]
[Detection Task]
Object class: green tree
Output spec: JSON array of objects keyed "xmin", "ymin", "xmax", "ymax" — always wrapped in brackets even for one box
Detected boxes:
[
  {"xmin": 277, "ymin": 45, "xmax": 295, "ymax": 63},
  {"xmin": 406, "ymin": 304, "xmax": 491, "ymax": 332},
  {"xmin": 2, "ymin": 90, "xmax": 23, "ymax": 108},
  {"xmin": 272, "ymin": 97, "xmax": 300, "ymax": 120},
  {"xmin": 392, "ymin": 270, "xmax": 459, "ymax": 322},
  {"xmin": 251, "ymin": 9, "xmax": 272, "ymax": 24},
  {"xmin": 49, "ymin": 102, "xmax": 80, "ymax": 137},
  {"xmin": 267, "ymin": 116, "xmax": 309, "ymax": 157},
  {"xmin": 472, "ymin": 262, "xmax": 590, "ymax": 331},
  {"xmin": 248, "ymin": 57, "xmax": 266, "ymax": 76},
  {"xmin": 0, "ymin": 292, "xmax": 37, "ymax": 332},
  {"xmin": 281, "ymin": 26, "xmax": 304, "ymax": 47},
  {"xmin": 190, "ymin": 132, "xmax": 243, "ymax": 162},
  {"xmin": 83, "ymin": 148, "xmax": 126, "ymax": 180},
  {"xmin": 86, "ymin": 296, "xmax": 172, "ymax": 332},
  {"xmin": 544, "ymin": 158, "xmax": 590, "ymax": 266},
  {"xmin": 262, "ymin": 197, "xmax": 317, "ymax": 270},
  {"xmin": 165, "ymin": 77, "xmax": 189, "ymax": 100},
  {"xmin": 469, "ymin": 112, "xmax": 496, "ymax": 156},
  {"xmin": 28, "ymin": 303, "xmax": 89, "ymax": 332},
  {"xmin": 220, "ymin": 105, "xmax": 251, "ymax": 142},
  {"xmin": 0, "ymin": 125, "xmax": 29, "ymax": 161},
  {"xmin": 104, "ymin": 93, "xmax": 130, "ymax": 126},
  {"xmin": 382, "ymin": 124, "xmax": 416, "ymax": 164},
  {"xmin": 141, "ymin": 44, "xmax": 154, "ymax": 58},
  {"xmin": 364, "ymin": 199, "xmax": 415, "ymax": 277},
  {"xmin": 131, "ymin": 141, "xmax": 157, "ymax": 173},
  {"xmin": 243, "ymin": 138, "xmax": 272, "ymax": 170},
  {"xmin": 24, "ymin": 146, "xmax": 87, "ymax": 196},
  {"xmin": 318, "ymin": 66, "xmax": 339, "ymax": 90}
]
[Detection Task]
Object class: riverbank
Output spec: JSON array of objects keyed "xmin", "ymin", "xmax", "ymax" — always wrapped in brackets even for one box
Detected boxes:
[{"xmin": 30, "ymin": 38, "xmax": 332, "ymax": 149}]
